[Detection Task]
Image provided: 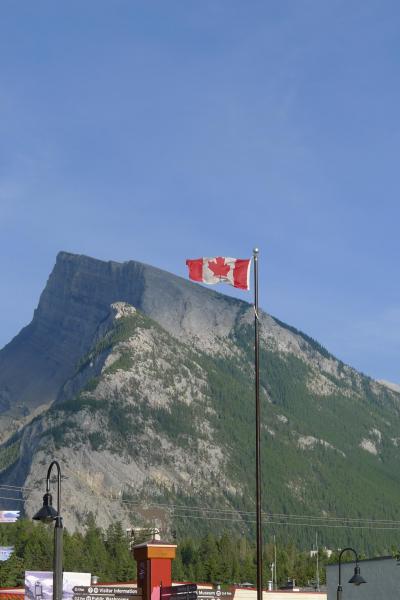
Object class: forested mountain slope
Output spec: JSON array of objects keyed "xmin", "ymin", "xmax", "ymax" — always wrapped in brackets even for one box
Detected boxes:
[{"xmin": 0, "ymin": 252, "xmax": 399, "ymax": 553}]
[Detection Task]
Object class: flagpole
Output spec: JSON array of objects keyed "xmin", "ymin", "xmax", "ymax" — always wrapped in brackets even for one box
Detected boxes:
[{"xmin": 253, "ymin": 247, "xmax": 263, "ymax": 600}]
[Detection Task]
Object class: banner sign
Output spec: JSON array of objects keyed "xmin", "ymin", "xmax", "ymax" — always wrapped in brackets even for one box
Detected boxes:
[
  {"xmin": 25, "ymin": 571, "xmax": 91, "ymax": 600},
  {"xmin": 0, "ymin": 546, "xmax": 14, "ymax": 561},
  {"xmin": 0, "ymin": 510, "xmax": 20, "ymax": 523}
]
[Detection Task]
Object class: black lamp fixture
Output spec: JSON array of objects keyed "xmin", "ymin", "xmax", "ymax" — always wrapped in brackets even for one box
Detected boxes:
[
  {"xmin": 348, "ymin": 564, "xmax": 367, "ymax": 586},
  {"xmin": 33, "ymin": 491, "xmax": 58, "ymax": 523},
  {"xmin": 337, "ymin": 547, "xmax": 366, "ymax": 599},
  {"xmin": 33, "ymin": 460, "xmax": 63, "ymax": 600}
]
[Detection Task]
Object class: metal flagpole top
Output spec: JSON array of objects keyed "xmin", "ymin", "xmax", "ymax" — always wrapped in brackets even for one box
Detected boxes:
[{"xmin": 253, "ymin": 247, "xmax": 259, "ymax": 256}]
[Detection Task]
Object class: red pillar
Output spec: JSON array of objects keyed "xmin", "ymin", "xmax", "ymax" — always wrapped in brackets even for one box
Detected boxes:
[{"xmin": 133, "ymin": 541, "xmax": 177, "ymax": 600}]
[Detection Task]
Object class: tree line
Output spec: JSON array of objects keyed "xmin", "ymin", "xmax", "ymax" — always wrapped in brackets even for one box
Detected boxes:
[
  {"xmin": 172, "ymin": 532, "xmax": 332, "ymax": 587},
  {"xmin": 0, "ymin": 517, "xmax": 347, "ymax": 589},
  {"xmin": 0, "ymin": 516, "xmax": 134, "ymax": 586}
]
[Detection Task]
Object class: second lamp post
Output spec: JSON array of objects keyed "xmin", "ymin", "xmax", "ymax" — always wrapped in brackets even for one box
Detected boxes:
[
  {"xmin": 33, "ymin": 460, "xmax": 63, "ymax": 600},
  {"xmin": 337, "ymin": 547, "xmax": 366, "ymax": 599}
]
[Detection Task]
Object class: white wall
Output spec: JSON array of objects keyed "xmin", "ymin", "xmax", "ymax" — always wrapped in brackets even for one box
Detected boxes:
[
  {"xmin": 233, "ymin": 588, "xmax": 326, "ymax": 600},
  {"xmin": 326, "ymin": 556, "xmax": 399, "ymax": 599}
]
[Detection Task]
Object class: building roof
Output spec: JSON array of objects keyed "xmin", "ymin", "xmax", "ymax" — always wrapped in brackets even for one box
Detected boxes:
[
  {"xmin": 0, "ymin": 588, "xmax": 24, "ymax": 599},
  {"xmin": 132, "ymin": 539, "xmax": 177, "ymax": 549},
  {"xmin": 327, "ymin": 554, "xmax": 394, "ymax": 567}
]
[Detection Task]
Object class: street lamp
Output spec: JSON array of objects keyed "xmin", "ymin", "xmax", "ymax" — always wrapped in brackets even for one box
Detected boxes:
[
  {"xmin": 33, "ymin": 460, "xmax": 63, "ymax": 600},
  {"xmin": 337, "ymin": 547, "xmax": 366, "ymax": 599}
]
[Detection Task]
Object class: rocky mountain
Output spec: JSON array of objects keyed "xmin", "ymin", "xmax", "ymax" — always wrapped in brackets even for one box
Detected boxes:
[
  {"xmin": 0, "ymin": 252, "xmax": 243, "ymax": 432},
  {"xmin": 0, "ymin": 252, "xmax": 400, "ymax": 552}
]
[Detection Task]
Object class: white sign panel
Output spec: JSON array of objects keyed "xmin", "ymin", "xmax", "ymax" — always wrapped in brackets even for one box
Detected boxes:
[
  {"xmin": 25, "ymin": 571, "xmax": 91, "ymax": 600},
  {"xmin": 0, "ymin": 510, "xmax": 20, "ymax": 523},
  {"xmin": 0, "ymin": 545, "xmax": 14, "ymax": 561}
]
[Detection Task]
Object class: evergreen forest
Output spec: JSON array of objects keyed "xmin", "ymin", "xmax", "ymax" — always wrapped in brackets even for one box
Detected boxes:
[{"xmin": 0, "ymin": 517, "xmax": 384, "ymax": 589}]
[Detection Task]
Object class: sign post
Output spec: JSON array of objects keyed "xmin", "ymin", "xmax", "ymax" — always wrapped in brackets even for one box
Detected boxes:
[{"xmin": 133, "ymin": 540, "xmax": 177, "ymax": 600}]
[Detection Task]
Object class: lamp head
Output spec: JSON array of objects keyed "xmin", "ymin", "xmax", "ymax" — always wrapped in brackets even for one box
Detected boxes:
[
  {"xmin": 32, "ymin": 492, "xmax": 58, "ymax": 523},
  {"xmin": 348, "ymin": 565, "xmax": 366, "ymax": 586}
]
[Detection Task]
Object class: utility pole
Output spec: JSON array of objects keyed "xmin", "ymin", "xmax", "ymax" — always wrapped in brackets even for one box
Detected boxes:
[{"xmin": 316, "ymin": 532, "xmax": 320, "ymax": 592}]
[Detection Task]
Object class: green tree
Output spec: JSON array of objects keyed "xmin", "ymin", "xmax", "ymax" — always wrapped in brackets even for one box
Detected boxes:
[
  {"xmin": 172, "ymin": 550, "xmax": 185, "ymax": 582},
  {"xmin": 0, "ymin": 554, "xmax": 25, "ymax": 586},
  {"xmin": 64, "ymin": 529, "xmax": 86, "ymax": 572},
  {"xmin": 105, "ymin": 522, "xmax": 135, "ymax": 581},
  {"xmin": 197, "ymin": 534, "xmax": 220, "ymax": 582},
  {"xmin": 82, "ymin": 514, "xmax": 110, "ymax": 579},
  {"xmin": 23, "ymin": 522, "xmax": 53, "ymax": 571},
  {"xmin": 216, "ymin": 533, "xmax": 237, "ymax": 583},
  {"xmin": 180, "ymin": 539, "xmax": 197, "ymax": 581}
]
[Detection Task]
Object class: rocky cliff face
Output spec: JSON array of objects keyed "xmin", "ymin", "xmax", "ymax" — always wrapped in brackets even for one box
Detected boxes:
[
  {"xmin": 18, "ymin": 302, "xmax": 233, "ymax": 530},
  {"xmin": 0, "ymin": 252, "xmax": 245, "ymax": 436},
  {"xmin": 0, "ymin": 253, "xmax": 400, "ymax": 551}
]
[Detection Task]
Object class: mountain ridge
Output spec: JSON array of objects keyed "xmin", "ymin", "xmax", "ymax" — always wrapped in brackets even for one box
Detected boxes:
[
  {"xmin": 0, "ymin": 251, "xmax": 249, "ymax": 435},
  {"xmin": 0, "ymin": 252, "xmax": 399, "ymax": 553}
]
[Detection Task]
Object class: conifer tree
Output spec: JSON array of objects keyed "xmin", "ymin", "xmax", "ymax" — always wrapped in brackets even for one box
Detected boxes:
[
  {"xmin": 22, "ymin": 522, "xmax": 53, "ymax": 571},
  {"xmin": 171, "ymin": 550, "xmax": 185, "ymax": 582},
  {"xmin": 105, "ymin": 522, "xmax": 135, "ymax": 581},
  {"xmin": 82, "ymin": 513, "xmax": 111, "ymax": 579},
  {"xmin": 64, "ymin": 529, "xmax": 86, "ymax": 572},
  {"xmin": 0, "ymin": 554, "xmax": 25, "ymax": 586}
]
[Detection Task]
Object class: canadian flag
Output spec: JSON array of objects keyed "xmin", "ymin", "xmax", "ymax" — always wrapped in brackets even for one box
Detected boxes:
[{"xmin": 186, "ymin": 257, "xmax": 251, "ymax": 290}]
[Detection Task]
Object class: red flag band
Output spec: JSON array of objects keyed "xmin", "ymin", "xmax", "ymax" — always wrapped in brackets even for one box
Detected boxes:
[{"xmin": 186, "ymin": 257, "xmax": 251, "ymax": 290}]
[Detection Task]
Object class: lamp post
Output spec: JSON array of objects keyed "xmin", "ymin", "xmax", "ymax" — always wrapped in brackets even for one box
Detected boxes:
[
  {"xmin": 337, "ymin": 547, "xmax": 366, "ymax": 600},
  {"xmin": 33, "ymin": 460, "xmax": 63, "ymax": 600}
]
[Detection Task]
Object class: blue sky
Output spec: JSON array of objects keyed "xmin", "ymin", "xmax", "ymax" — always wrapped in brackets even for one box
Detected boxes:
[{"xmin": 0, "ymin": 1, "xmax": 399, "ymax": 383}]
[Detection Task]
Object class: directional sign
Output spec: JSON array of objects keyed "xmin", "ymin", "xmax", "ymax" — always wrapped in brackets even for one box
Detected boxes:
[
  {"xmin": 73, "ymin": 588, "xmax": 137, "ymax": 596},
  {"xmin": 73, "ymin": 596, "xmax": 135, "ymax": 600},
  {"xmin": 167, "ymin": 593, "xmax": 197, "ymax": 600},
  {"xmin": 197, "ymin": 593, "xmax": 233, "ymax": 599},
  {"xmin": 161, "ymin": 585, "xmax": 197, "ymax": 596}
]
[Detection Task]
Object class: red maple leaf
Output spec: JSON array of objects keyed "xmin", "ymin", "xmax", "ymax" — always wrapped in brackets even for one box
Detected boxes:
[{"xmin": 208, "ymin": 257, "xmax": 231, "ymax": 277}]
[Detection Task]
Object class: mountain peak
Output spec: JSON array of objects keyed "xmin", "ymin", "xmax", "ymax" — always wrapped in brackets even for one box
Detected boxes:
[{"xmin": 0, "ymin": 252, "xmax": 248, "ymax": 435}]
